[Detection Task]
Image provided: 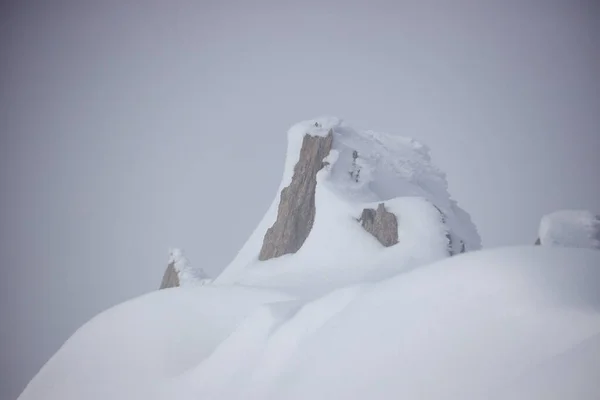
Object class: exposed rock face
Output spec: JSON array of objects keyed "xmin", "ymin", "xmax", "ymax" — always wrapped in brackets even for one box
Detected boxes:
[
  {"xmin": 258, "ymin": 131, "xmax": 334, "ymax": 261},
  {"xmin": 159, "ymin": 261, "xmax": 179, "ymax": 289},
  {"xmin": 359, "ymin": 203, "xmax": 399, "ymax": 247}
]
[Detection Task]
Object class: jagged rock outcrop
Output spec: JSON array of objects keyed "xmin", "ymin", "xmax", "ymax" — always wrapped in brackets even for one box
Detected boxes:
[
  {"xmin": 535, "ymin": 210, "xmax": 600, "ymax": 250},
  {"xmin": 159, "ymin": 261, "xmax": 179, "ymax": 289},
  {"xmin": 358, "ymin": 203, "xmax": 398, "ymax": 247},
  {"xmin": 258, "ymin": 131, "xmax": 334, "ymax": 261},
  {"xmin": 159, "ymin": 248, "xmax": 211, "ymax": 289}
]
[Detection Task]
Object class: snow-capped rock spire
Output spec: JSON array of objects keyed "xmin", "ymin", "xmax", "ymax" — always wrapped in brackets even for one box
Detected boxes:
[
  {"xmin": 215, "ymin": 117, "xmax": 480, "ymax": 290},
  {"xmin": 159, "ymin": 248, "xmax": 211, "ymax": 289}
]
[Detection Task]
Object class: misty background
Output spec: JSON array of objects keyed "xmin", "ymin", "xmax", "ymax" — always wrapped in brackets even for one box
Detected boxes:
[{"xmin": 1, "ymin": 1, "xmax": 599, "ymax": 399}]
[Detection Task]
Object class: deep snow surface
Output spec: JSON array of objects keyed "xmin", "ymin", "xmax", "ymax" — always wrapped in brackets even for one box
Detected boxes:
[{"xmin": 18, "ymin": 247, "xmax": 600, "ymax": 400}]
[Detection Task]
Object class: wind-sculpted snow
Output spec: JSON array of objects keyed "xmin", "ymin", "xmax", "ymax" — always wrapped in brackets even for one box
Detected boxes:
[
  {"xmin": 21, "ymin": 118, "xmax": 600, "ymax": 400},
  {"xmin": 216, "ymin": 117, "xmax": 480, "ymax": 287},
  {"xmin": 18, "ymin": 286, "xmax": 292, "ymax": 400},
  {"xmin": 160, "ymin": 248, "xmax": 211, "ymax": 289},
  {"xmin": 18, "ymin": 247, "xmax": 600, "ymax": 400},
  {"xmin": 538, "ymin": 210, "xmax": 600, "ymax": 250}
]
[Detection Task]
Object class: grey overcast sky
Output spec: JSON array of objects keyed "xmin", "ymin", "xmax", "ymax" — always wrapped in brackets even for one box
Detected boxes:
[{"xmin": 1, "ymin": 1, "xmax": 599, "ymax": 399}]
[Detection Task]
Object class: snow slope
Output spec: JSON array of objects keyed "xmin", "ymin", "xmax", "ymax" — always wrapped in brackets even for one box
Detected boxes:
[
  {"xmin": 18, "ymin": 119, "xmax": 599, "ymax": 400},
  {"xmin": 18, "ymin": 246, "xmax": 600, "ymax": 400},
  {"xmin": 539, "ymin": 210, "xmax": 600, "ymax": 249},
  {"xmin": 17, "ymin": 286, "xmax": 292, "ymax": 400},
  {"xmin": 215, "ymin": 117, "xmax": 480, "ymax": 294}
]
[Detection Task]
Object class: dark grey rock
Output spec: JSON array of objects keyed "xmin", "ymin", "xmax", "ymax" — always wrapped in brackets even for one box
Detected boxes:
[
  {"xmin": 258, "ymin": 131, "xmax": 334, "ymax": 261},
  {"xmin": 359, "ymin": 203, "xmax": 399, "ymax": 247},
  {"xmin": 159, "ymin": 261, "xmax": 179, "ymax": 289}
]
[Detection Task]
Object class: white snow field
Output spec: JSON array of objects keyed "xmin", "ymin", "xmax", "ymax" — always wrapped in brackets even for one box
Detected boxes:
[
  {"xmin": 17, "ymin": 118, "xmax": 600, "ymax": 399},
  {"xmin": 538, "ymin": 210, "xmax": 600, "ymax": 250},
  {"xmin": 18, "ymin": 247, "xmax": 600, "ymax": 400}
]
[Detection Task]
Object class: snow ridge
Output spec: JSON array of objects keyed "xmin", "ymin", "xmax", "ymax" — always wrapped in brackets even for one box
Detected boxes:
[{"xmin": 18, "ymin": 247, "xmax": 600, "ymax": 400}]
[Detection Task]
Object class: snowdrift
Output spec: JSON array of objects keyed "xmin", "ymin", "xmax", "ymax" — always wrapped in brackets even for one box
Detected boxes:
[
  {"xmin": 538, "ymin": 209, "xmax": 600, "ymax": 250},
  {"xmin": 18, "ymin": 246, "xmax": 600, "ymax": 400}
]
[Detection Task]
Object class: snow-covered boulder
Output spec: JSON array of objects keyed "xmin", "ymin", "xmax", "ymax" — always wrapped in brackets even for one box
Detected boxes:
[
  {"xmin": 215, "ymin": 117, "xmax": 480, "ymax": 293},
  {"xmin": 159, "ymin": 248, "xmax": 211, "ymax": 289},
  {"xmin": 536, "ymin": 210, "xmax": 600, "ymax": 250}
]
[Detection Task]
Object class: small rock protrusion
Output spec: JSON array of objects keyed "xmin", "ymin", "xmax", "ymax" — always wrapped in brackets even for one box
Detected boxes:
[
  {"xmin": 359, "ymin": 203, "xmax": 398, "ymax": 247},
  {"xmin": 159, "ymin": 260, "xmax": 179, "ymax": 289}
]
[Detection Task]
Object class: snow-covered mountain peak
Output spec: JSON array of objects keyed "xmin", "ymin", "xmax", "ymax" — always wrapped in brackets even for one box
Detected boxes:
[
  {"xmin": 17, "ymin": 118, "xmax": 600, "ymax": 400},
  {"xmin": 215, "ymin": 117, "xmax": 480, "ymax": 292}
]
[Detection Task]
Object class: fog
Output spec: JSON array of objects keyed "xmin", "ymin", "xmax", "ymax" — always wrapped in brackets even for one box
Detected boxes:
[{"xmin": 1, "ymin": 1, "xmax": 598, "ymax": 399}]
